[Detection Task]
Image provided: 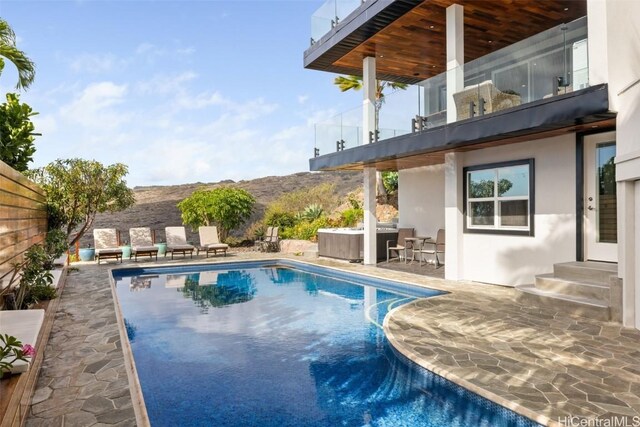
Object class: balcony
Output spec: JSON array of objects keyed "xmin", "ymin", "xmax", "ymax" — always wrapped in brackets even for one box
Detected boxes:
[
  {"xmin": 313, "ymin": 17, "xmax": 590, "ymax": 158},
  {"xmin": 310, "ymin": 0, "xmax": 362, "ymax": 45}
]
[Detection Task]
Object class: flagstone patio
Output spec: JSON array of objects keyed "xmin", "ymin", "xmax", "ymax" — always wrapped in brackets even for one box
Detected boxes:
[{"xmin": 22, "ymin": 253, "xmax": 640, "ymax": 427}]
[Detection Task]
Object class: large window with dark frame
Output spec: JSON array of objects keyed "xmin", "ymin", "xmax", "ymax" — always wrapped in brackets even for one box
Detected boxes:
[{"xmin": 464, "ymin": 159, "xmax": 535, "ymax": 236}]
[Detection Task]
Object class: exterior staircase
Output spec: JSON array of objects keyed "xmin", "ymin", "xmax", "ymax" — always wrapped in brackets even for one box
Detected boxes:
[{"xmin": 515, "ymin": 261, "xmax": 621, "ymax": 322}]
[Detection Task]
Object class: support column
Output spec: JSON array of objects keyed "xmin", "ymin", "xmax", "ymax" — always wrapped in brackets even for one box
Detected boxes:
[
  {"xmin": 363, "ymin": 56, "xmax": 377, "ymax": 265},
  {"xmin": 446, "ymin": 4, "xmax": 464, "ymax": 124},
  {"xmin": 635, "ymin": 181, "xmax": 640, "ymax": 329},
  {"xmin": 444, "ymin": 152, "xmax": 464, "ymax": 280}
]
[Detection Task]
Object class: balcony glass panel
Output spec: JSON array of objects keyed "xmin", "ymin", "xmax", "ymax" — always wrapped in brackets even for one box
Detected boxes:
[
  {"xmin": 314, "ymin": 105, "xmax": 362, "ymax": 157},
  {"xmin": 311, "ymin": 0, "xmax": 362, "ymax": 44}
]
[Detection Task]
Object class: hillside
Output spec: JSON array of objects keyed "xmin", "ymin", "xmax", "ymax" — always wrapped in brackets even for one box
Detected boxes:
[{"xmin": 80, "ymin": 171, "xmax": 363, "ymax": 247}]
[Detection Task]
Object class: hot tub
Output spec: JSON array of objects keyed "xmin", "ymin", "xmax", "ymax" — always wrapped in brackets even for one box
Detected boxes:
[{"xmin": 317, "ymin": 228, "xmax": 398, "ymax": 262}]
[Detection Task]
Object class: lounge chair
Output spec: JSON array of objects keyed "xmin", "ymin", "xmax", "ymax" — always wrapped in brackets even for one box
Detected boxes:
[
  {"xmin": 165, "ymin": 226, "xmax": 195, "ymax": 259},
  {"xmin": 419, "ymin": 229, "xmax": 445, "ymax": 267},
  {"xmin": 197, "ymin": 226, "xmax": 229, "ymax": 257},
  {"xmin": 255, "ymin": 226, "xmax": 273, "ymax": 251},
  {"xmin": 93, "ymin": 228, "xmax": 123, "ymax": 264},
  {"xmin": 260, "ymin": 227, "xmax": 280, "ymax": 252},
  {"xmin": 165, "ymin": 274, "xmax": 187, "ymax": 289},
  {"xmin": 129, "ymin": 227, "xmax": 159, "ymax": 261},
  {"xmin": 386, "ymin": 227, "xmax": 415, "ymax": 262}
]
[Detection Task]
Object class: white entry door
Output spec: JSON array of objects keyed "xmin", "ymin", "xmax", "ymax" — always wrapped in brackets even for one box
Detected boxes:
[{"xmin": 584, "ymin": 131, "xmax": 617, "ymax": 262}]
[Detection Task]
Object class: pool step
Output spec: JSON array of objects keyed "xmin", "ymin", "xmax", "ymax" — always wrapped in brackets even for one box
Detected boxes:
[{"xmin": 515, "ymin": 261, "xmax": 619, "ymax": 322}]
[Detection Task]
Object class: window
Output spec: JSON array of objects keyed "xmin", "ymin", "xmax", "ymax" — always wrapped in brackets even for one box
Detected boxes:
[{"xmin": 464, "ymin": 159, "xmax": 535, "ymax": 236}]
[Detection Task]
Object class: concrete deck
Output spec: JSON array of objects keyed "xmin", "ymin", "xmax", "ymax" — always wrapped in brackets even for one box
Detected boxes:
[{"xmin": 24, "ymin": 253, "xmax": 640, "ymax": 427}]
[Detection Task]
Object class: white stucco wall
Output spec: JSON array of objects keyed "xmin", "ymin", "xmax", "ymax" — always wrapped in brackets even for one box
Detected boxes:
[
  {"xmin": 589, "ymin": 0, "xmax": 640, "ymax": 327},
  {"xmin": 460, "ymin": 134, "xmax": 577, "ymax": 286},
  {"xmin": 398, "ymin": 165, "xmax": 446, "ymax": 238}
]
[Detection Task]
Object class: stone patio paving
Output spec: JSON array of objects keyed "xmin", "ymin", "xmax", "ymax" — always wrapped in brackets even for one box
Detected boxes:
[{"xmin": 24, "ymin": 253, "xmax": 640, "ymax": 427}]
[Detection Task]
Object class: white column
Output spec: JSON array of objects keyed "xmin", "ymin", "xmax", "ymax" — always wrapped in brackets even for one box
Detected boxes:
[
  {"xmin": 616, "ymin": 181, "xmax": 635, "ymax": 327},
  {"xmin": 446, "ymin": 4, "xmax": 464, "ymax": 124},
  {"xmin": 586, "ymin": 0, "xmax": 609, "ymax": 87},
  {"xmin": 444, "ymin": 152, "xmax": 464, "ymax": 280},
  {"xmin": 363, "ymin": 56, "xmax": 377, "ymax": 265},
  {"xmin": 635, "ymin": 182, "xmax": 640, "ymax": 330}
]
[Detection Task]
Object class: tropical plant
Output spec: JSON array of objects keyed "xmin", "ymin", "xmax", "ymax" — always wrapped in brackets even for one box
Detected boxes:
[
  {"xmin": 15, "ymin": 245, "xmax": 54, "ymax": 308},
  {"xmin": 27, "ymin": 159, "xmax": 135, "ymax": 247},
  {"xmin": 284, "ymin": 217, "xmax": 331, "ymax": 241},
  {"xmin": 300, "ymin": 203, "xmax": 324, "ymax": 222},
  {"xmin": 382, "ymin": 171, "xmax": 399, "ymax": 194},
  {"xmin": 0, "ymin": 334, "xmax": 34, "ymax": 376},
  {"xmin": 334, "ymin": 75, "xmax": 407, "ymax": 197},
  {"xmin": 0, "ymin": 19, "xmax": 36, "ymax": 90},
  {"xmin": 0, "ymin": 93, "xmax": 38, "ymax": 172},
  {"xmin": 177, "ymin": 187, "xmax": 255, "ymax": 241}
]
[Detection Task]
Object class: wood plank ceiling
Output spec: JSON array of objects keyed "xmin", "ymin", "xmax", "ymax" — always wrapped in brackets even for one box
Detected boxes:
[{"xmin": 332, "ymin": 0, "xmax": 586, "ymax": 82}]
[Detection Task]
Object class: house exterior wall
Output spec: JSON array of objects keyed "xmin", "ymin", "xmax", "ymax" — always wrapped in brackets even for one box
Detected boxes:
[
  {"xmin": 398, "ymin": 165, "xmax": 446, "ymax": 239},
  {"xmin": 459, "ymin": 134, "xmax": 577, "ymax": 286},
  {"xmin": 589, "ymin": 0, "xmax": 640, "ymax": 328}
]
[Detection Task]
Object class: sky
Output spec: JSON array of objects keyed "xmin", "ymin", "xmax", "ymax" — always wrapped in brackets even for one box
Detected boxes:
[{"xmin": 0, "ymin": 0, "xmax": 363, "ymax": 187}]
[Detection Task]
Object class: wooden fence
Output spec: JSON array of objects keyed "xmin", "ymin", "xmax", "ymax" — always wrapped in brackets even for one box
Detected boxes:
[{"xmin": 0, "ymin": 160, "xmax": 47, "ymax": 286}]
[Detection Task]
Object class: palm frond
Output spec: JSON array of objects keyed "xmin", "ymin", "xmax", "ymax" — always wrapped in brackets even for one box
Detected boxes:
[
  {"xmin": 0, "ymin": 19, "xmax": 36, "ymax": 90},
  {"xmin": 333, "ymin": 75, "xmax": 363, "ymax": 92}
]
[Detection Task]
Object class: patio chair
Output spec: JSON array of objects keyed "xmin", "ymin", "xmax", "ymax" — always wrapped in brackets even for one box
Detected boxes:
[
  {"xmin": 129, "ymin": 227, "xmax": 159, "ymax": 261},
  {"xmin": 197, "ymin": 226, "xmax": 229, "ymax": 257},
  {"xmin": 386, "ymin": 228, "xmax": 415, "ymax": 262},
  {"xmin": 260, "ymin": 226, "xmax": 280, "ymax": 252},
  {"xmin": 255, "ymin": 226, "xmax": 273, "ymax": 251},
  {"xmin": 419, "ymin": 229, "xmax": 445, "ymax": 267},
  {"xmin": 93, "ymin": 228, "xmax": 122, "ymax": 264},
  {"xmin": 165, "ymin": 226, "xmax": 195, "ymax": 259}
]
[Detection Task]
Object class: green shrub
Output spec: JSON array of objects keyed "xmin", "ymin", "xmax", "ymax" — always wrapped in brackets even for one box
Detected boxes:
[
  {"xmin": 12, "ymin": 245, "xmax": 55, "ymax": 309},
  {"xmin": 288, "ymin": 217, "xmax": 330, "ymax": 241},
  {"xmin": 264, "ymin": 208, "xmax": 297, "ymax": 229},
  {"xmin": 223, "ymin": 236, "xmax": 243, "ymax": 247},
  {"xmin": 382, "ymin": 171, "xmax": 399, "ymax": 194},
  {"xmin": 45, "ymin": 229, "xmax": 68, "ymax": 259},
  {"xmin": 340, "ymin": 208, "xmax": 364, "ymax": 227},
  {"xmin": 347, "ymin": 194, "xmax": 362, "ymax": 210},
  {"xmin": 25, "ymin": 283, "xmax": 57, "ymax": 305}
]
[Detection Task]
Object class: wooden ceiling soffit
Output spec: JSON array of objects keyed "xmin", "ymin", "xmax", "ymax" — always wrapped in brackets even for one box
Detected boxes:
[{"xmin": 331, "ymin": 0, "xmax": 586, "ymax": 84}]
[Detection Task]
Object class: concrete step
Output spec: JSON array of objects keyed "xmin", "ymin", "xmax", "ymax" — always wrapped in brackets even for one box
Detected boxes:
[
  {"xmin": 553, "ymin": 261, "xmax": 618, "ymax": 284},
  {"xmin": 515, "ymin": 284, "xmax": 610, "ymax": 321},
  {"xmin": 535, "ymin": 273, "xmax": 610, "ymax": 302}
]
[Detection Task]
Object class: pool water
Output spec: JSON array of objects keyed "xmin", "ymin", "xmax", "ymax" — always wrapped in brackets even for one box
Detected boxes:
[{"xmin": 113, "ymin": 262, "xmax": 539, "ymax": 427}]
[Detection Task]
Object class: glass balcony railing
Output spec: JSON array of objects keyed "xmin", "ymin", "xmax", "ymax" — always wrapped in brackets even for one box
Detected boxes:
[
  {"xmin": 311, "ymin": 0, "xmax": 362, "ymax": 44},
  {"xmin": 313, "ymin": 16, "xmax": 589, "ymax": 156}
]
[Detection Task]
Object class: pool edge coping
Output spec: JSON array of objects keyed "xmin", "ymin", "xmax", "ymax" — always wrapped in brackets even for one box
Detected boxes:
[
  {"xmin": 108, "ymin": 267, "xmax": 151, "ymax": 427},
  {"xmin": 383, "ymin": 301, "xmax": 559, "ymax": 427}
]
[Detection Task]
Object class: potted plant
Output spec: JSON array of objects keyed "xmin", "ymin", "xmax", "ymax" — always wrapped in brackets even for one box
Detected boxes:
[
  {"xmin": 154, "ymin": 240, "xmax": 167, "ymax": 257},
  {"xmin": 78, "ymin": 244, "xmax": 95, "ymax": 262},
  {"xmin": 120, "ymin": 240, "xmax": 131, "ymax": 259}
]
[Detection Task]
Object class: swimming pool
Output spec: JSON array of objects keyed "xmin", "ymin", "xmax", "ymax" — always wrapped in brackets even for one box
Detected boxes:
[{"xmin": 112, "ymin": 260, "xmax": 540, "ymax": 427}]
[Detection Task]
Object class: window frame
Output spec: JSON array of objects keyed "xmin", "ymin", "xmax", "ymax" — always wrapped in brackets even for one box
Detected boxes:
[{"xmin": 463, "ymin": 158, "xmax": 535, "ymax": 236}]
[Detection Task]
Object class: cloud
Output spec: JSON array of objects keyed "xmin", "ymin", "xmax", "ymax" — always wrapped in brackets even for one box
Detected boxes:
[
  {"xmin": 59, "ymin": 81, "xmax": 130, "ymax": 129},
  {"xmin": 69, "ymin": 53, "xmax": 125, "ymax": 74},
  {"xmin": 297, "ymin": 95, "xmax": 309, "ymax": 104}
]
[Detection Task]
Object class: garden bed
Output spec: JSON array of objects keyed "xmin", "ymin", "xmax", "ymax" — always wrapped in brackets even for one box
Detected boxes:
[{"xmin": 0, "ymin": 266, "xmax": 67, "ymax": 427}]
